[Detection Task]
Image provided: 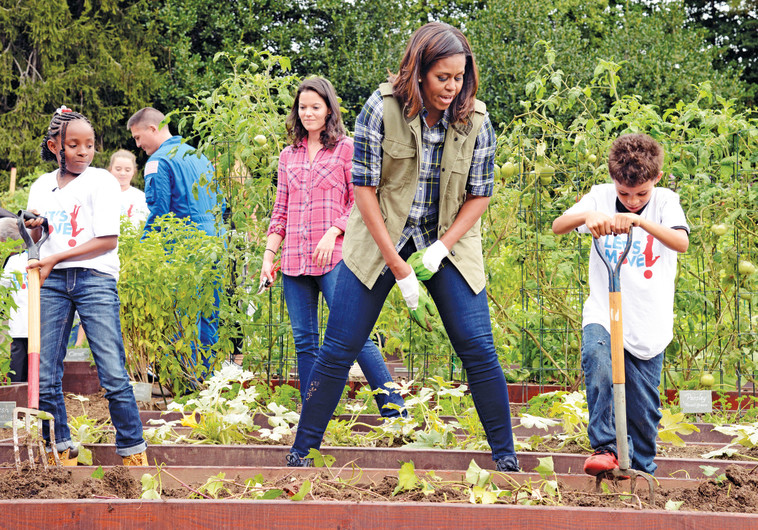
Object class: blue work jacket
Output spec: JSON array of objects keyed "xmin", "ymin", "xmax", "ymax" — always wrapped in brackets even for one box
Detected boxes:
[{"xmin": 142, "ymin": 136, "xmax": 221, "ymax": 237}]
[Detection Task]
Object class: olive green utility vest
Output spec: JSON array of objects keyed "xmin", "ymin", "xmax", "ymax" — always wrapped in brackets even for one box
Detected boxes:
[{"xmin": 343, "ymin": 83, "xmax": 488, "ymax": 294}]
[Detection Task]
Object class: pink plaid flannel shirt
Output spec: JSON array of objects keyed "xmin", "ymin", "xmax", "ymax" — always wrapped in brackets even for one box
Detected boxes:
[{"xmin": 267, "ymin": 136, "xmax": 355, "ymax": 276}]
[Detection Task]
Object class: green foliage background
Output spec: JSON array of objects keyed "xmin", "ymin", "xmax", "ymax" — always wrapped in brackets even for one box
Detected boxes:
[
  {"xmin": 1, "ymin": 0, "xmax": 757, "ymax": 392},
  {"xmin": 1, "ymin": 0, "xmax": 755, "ymax": 182}
]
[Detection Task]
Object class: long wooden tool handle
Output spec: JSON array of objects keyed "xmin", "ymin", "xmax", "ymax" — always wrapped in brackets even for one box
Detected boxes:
[
  {"xmin": 27, "ymin": 260, "xmax": 41, "ymax": 410},
  {"xmin": 609, "ymin": 292, "xmax": 625, "ymax": 385}
]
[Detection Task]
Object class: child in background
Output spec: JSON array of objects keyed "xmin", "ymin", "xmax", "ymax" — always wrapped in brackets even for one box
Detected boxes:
[
  {"xmin": 26, "ymin": 106, "xmax": 147, "ymax": 466},
  {"xmin": 552, "ymin": 133, "xmax": 689, "ymax": 476},
  {"xmin": 0, "ymin": 218, "xmax": 28, "ymax": 382},
  {"xmin": 109, "ymin": 149, "xmax": 148, "ymax": 227}
]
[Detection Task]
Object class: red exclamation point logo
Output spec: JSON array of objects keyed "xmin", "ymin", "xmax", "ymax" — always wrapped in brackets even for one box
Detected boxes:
[
  {"xmin": 642, "ymin": 234, "xmax": 660, "ymax": 279},
  {"xmin": 69, "ymin": 205, "xmax": 84, "ymax": 247}
]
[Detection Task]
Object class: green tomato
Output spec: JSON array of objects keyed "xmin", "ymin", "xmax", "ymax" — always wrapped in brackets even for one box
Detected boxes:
[
  {"xmin": 501, "ymin": 161, "xmax": 516, "ymax": 179},
  {"xmin": 711, "ymin": 224, "xmax": 727, "ymax": 236},
  {"xmin": 537, "ymin": 164, "xmax": 554, "ymax": 185},
  {"xmin": 740, "ymin": 291, "xmax": 752, "ymax": 301},
  {"xmin": 253, "ymin": 134, "xmax": 267, "ymax": 146},
  {"xmin": 739, "ymin": 260, "xmax": 756, "ymax": 276},
  {"xmin": 587, "ymin": 154, "xmax": 597, "ymax": 164},
  {"xmin": 700, "ymin": 372, "xmax": 715, "ymax": 389},
  {"xmin": 494, "ymin": 163, "xmax": 501, "ymax": 180}
]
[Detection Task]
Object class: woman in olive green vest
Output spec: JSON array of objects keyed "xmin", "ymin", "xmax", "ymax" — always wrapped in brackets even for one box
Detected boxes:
[{"xmin": 287, "ymin": 22, "xmax": 519, "ymax": 473}]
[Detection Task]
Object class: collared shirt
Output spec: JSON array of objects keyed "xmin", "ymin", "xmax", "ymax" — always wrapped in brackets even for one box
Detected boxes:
[
  {"xmin": 267, "ymin": 136, "xmax": 355, "ymax": 276},
  {"xmin": 353, "ymin": 89, "xmax": 496, "ymax": 251}
]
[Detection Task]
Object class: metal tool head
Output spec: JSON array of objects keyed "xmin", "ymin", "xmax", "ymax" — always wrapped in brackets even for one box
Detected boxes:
[
  {"xmin": 12, "ymin": 407, "xmax": 60, "ymax": 471},
  {"xmin": 16, "ymin": 210, "xmax": 50, "ymax": 261},
  {"xmin": 594, "ymin": 465, "xmax": 657, "ymax": 506},
  {"xmin": 591, "ymin": 227, "xmax": 634, "ymax": 293}
]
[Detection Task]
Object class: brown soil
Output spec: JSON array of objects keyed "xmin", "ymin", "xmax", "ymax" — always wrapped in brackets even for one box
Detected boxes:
[
  {"xmin": 1, "ymin": 460, "xmax": 758, "ymax": 513},
  {"xmin": 0, "ymin": 464, "xmax": 140, "ymax": 499}
]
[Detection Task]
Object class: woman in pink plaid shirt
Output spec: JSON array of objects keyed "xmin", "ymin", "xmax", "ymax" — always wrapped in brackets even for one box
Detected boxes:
[{"xmin": 260, "ymin": 77, "xmax": 404, "ymax": 415}]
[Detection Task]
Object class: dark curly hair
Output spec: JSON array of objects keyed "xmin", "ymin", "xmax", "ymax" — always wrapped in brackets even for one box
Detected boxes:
[
  {"xmin": 608, "ymin": 134, "xmax": 664, "ymax": 187},
  {"xmin": 40, "ymin": 109, "xmax": 93, "ymax": 176},
  {"xmin": 285, "ymin": 77, "xmax": 345, "ymax": 150}
]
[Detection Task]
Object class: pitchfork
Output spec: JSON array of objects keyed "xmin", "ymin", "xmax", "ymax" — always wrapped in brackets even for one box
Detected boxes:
[
  {"xmin": 11, "ymin": 210, "xmax": 63, "ymax": 470},
  {"xmin": 591, "ymin": 227, "xmax": 656, "ymax": 505}
]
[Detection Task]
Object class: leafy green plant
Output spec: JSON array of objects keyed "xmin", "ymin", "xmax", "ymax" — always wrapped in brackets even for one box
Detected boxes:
[
  {"xmin": 657, "ymin": 409, "xmax": 700, "ymax": 447},
  {"xmin": 119, "ymin": 215, "xmax": 227, "ymax": 393}
]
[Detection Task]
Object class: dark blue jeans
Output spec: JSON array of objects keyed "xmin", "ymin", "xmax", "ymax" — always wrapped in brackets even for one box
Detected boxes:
[
  {"xmin": 291, "ymin": 245, "xmax": 516, "ymax": 462},
  {"xmin": 282, "ymin": 263, "xmax": 404, "ymax": 416},
  {"xmin": 582, "ymin": 323, "xmax": 663, "ymax": 474},
  {"xmin": 39, "ymin": 268, "xmax": 146, "ymax": 456}
]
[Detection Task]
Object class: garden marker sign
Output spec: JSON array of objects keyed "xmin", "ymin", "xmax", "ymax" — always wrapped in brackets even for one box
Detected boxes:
[
  {"xmin": 679, "ymin": 390, "xmax": 713, "ymax": 414},
  {"xmin": 0, "ymin": 402, "xmax": 15, "ymax": 425}
]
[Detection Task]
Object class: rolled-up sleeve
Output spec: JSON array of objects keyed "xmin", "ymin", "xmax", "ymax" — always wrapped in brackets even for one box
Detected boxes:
[
  {"xmin": 267, "ymin": 150, "xmax": 290, "ymax": 237},
  {"xmin": 332, "ymin": 147, "xmax": 354, "ymax": 233},
  {"xmin": 352, "ymin": 90, "xmax": 384, "ymax": 188},
  {"xmin": 466, "ymin": 114, "xmax": 496, "ymax": 197}
]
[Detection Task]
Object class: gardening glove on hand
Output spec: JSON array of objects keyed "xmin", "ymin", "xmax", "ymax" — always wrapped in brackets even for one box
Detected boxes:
[
  {"xmin": 407, "ymin": 240, "xmax": 449, "ymax": 281},
  {"xmin": 396, "ymin": 268, "xmax": 420, "ymax": 310},
  {"xmin": 409, "ymin": 286, "xmax": 436, "ymax": 332}
]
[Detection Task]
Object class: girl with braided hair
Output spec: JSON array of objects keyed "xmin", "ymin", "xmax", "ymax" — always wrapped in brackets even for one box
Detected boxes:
[{"xmin": 25, "ymin": 106, "xmax": 148, "ymax": 466}]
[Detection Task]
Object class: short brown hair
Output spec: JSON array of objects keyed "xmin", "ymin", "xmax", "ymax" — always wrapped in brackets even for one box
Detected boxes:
[
  {"xmin": 286, "ymin": 77, "xmax": 345, "ymax": 149},
  {"xmin": 127, "ymin": 107, "xmax": 166, "ymax": 130},
  {"xmin": 390, "ymin": 22, "xmax": 478, "ymax": 125},
  {"xmin": 608, "ymin": 134, "xmax": 664, "ymax": 186}
]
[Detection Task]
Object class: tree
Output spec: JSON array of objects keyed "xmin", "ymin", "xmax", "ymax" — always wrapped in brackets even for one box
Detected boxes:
[
  {"xmin": 684, "ymin": 0, "xmax": 758, "ymax": 106},
  {"xmin": 0, "ymin": 0, "xmax": 158, "ymax": 185},
  {"xmin": 468, "ymin": 0, "xmax": 748, "ymax": 127}
]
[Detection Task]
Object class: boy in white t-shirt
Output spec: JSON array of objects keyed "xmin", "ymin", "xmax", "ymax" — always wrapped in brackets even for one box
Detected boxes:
[
  {"xmin": 109, "ymin": 149, "xmax": 148, "ymax": 226},
  {"xmin": 552, "ymin": 133, "xmax": 690, "ymax": 476}
]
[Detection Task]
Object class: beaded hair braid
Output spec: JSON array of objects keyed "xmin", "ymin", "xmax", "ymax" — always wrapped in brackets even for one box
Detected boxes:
[{"xmin": 40, "ymin": 107, "xmax": 93, "ymax": 177}]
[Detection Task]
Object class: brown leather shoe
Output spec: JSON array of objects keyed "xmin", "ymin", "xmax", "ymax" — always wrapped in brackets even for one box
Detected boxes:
[{"xmin": 122, "ymin": 451, "xmax": 148, "ymax": 466}]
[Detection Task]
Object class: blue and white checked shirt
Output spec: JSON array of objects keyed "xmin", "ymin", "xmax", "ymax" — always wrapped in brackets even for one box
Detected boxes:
[{"xmin": 353, "ymin": 89, "xmax": 496, "ymax": 252}]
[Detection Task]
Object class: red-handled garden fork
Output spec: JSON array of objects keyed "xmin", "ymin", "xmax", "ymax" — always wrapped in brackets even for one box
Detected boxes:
[{"xmin": 12, "ymin": 210, "xmax": 63, "ymax": 470}]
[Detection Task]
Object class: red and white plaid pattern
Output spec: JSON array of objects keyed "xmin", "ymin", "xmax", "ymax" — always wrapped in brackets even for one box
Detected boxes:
[{"xmin": 267, "ymin": 136, "xmax": 355, "ymax": 276}]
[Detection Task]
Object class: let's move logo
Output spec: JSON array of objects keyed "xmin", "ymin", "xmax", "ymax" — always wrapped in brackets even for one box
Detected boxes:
[
  {"xmin": 43, "ymin": 206, "xmax": 85, "ymax": 247},
  {"xmin": 601, "ymin": 234, "xmax": 660, "ymax": 279}
]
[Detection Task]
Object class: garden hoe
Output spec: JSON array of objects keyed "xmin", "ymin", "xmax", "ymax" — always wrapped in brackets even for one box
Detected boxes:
[
  {"xmin": 591, "ymin": 227, "xmax": 656, "ymax": 505},
  {"xmin": 11, "ymin": 210, "xmax": 64, "ymax": 471}
]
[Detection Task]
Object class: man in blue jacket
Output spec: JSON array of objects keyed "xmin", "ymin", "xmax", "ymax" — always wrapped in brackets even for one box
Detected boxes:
[{"xmin": 128, "ymin": 107, "xmax": 221, "ymax": 375}]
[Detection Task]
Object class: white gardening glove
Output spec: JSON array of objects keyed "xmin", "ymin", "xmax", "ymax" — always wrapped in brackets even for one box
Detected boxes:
[
  {"xmin": 408, "ymin": 240, "xmax": 450, "ymax": 281},
  {"xmin": 396, "ymin": 268, "xmax": 420, "ymax": 310},
  {"xmin": 422, "ymin": 240, "xmax": 449, "ymax": 275}
]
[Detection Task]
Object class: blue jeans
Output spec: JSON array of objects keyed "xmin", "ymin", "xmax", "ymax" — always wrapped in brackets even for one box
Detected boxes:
[
  {"xmin": 291, "ymin": 243, "xmax": 516, "ymax": 461},
  {"xmin": 582, "ymin": 323, "xmax": 663, "ymax": 474},
  {"xmin": 39, "ymin": 268, "xmax": 146, "ymax": 456},
  {"xmin": 282, "ymin": 263, "xmax": 404, "ymax": 416}
]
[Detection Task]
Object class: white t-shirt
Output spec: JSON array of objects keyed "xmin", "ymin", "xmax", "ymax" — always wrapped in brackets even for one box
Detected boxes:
[
  {"xmin": 2, "ymin": 252, "xmax": 28, "ymax": 338},
  {"xmin": 121, "ymin": 186, "xmax": 148, "ymax": 226},
  {"xmin": 565, "ymin": 183, "xmax": 689, "ymax": 360},
  {"xmin": 27, "ymin": 167, "xmax": 121, "ymax": 279}
]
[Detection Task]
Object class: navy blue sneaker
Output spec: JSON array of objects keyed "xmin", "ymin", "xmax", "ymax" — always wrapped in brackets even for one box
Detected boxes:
[
  {"xmin": 286, "ymin": 452, "xmax": 313, "ymax": 467},
  {"xmin": 495, "ymin": 455, "xmax": 520, "ymax": 472}
]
